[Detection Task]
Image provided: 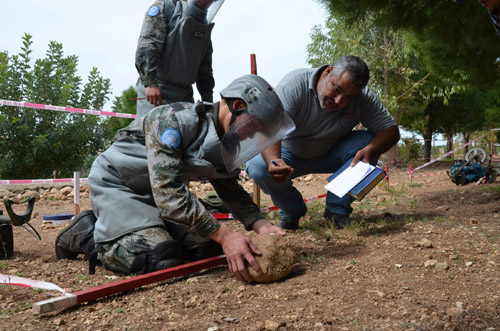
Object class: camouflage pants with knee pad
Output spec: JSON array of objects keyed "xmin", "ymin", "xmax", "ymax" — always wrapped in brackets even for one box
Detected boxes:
[
  {"xmin": 98, "ymin": 226, "xmax": 222, "ymax": 274},
  {"xmin": 98, "ymin": 227, "xmax": 174, "ymax": 274}
]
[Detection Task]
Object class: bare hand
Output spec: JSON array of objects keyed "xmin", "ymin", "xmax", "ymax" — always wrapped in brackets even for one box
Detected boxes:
[
  {"xmin": 252, "ymin": 219, "xmax": 286, "ymax": 236},
  {"xmin": 351, "ymin": 148, "xmax": 374, "ymax": 166},
  {"xmin": 145, "ymin": 87, "xmax": 162, "ymax": 106},
  {"xmin": 210, "ymin": 225, "xmax": 262, "ymax": 282},
  {"xmin": 268, "ymin": 159, "xmax": 293, "ymax": 183}
]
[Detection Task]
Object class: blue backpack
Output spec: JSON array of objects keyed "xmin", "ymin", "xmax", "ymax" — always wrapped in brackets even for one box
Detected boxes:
[{"xmin": 448, "ymin": 159, "xmax": 484, "ymax": 185}]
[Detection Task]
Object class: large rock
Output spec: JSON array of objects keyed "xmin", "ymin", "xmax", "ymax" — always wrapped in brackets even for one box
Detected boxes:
[{"xmin": 247, "ymin": 233, "xmax": 295, "ymax": 283}]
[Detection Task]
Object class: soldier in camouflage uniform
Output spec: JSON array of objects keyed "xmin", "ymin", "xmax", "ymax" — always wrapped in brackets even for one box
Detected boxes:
[
  {"xmin": 135, "ymin": 0, "xmax": 220, "ymax": 118},
  {"xmin": 55, "ymin": 74, "xmax": 296, "ymax": 283}
]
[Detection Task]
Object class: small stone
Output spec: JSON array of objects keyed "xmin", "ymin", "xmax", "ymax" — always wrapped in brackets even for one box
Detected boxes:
[
  {"xmin": 465, "ymin": 262, "xmax": 473, "ymax": 267},
  {"xmin": 446, "ymin": 307, "xmax": 463, "ymax": 317},
  {"xmin": 424, "ymin": 259, "xmax": 438, "ymax": 267},
  {"xmin": 53, "ymin": 318, "xmax": 64, "ymax": 326},
  {"xmin": 265, "ymin": 320, "xmax": 281, "ymax": 331},
  {"xmin": 435, "ymin": 262, "xmax": 449, "ymax": 271},
  {"xmin": 417, "ymin": 238, "xmax": 433, "ymax": 248}
]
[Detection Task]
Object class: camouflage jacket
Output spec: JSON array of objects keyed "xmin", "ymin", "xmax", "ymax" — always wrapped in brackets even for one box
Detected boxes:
[
  {"xmin": 114, "ymin": 102, "xmax": 264, "ymax": 237},
  {"xmin": 135, "ymin": 0, "xmax": 215, "ymax": 102}
]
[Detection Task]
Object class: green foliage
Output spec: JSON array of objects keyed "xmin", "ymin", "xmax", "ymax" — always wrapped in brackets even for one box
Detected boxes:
[
  {"xmin": 316, "ymin": 0, "xmax": 500, "ymax": 87},
  {"xmin": 307, "ymin": 13, "xmax": 415, "ymax": 120},
  {"xmin": 398, "ymin": 138, "xmax": 422, "ymax": 163},
  {"xmin": 102, "ymin": 85, "xmax": 137, "ymax": 140},
  {"xmin": 309, "ymin": 3, "xmax": 500, "ymax": 161},
  {"xmin": 0, "ymin": 34, "xmax": 111, "ymax": 179}
]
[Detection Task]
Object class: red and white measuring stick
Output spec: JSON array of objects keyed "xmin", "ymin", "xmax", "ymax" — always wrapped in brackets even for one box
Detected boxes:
[
  {"xmin": 33, "ymin": 255, "xmax": 227, "ymax": 315},
  {"xmin": 0, "ymin": 273, "xmax": 67, "ymax": 294},
  {"xmin": 0, "ymin": 99, "xmax": 136, "ymax": 119}
]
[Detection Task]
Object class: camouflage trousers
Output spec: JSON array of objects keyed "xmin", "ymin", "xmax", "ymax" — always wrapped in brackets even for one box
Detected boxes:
[
  {"xmin": 98, "ymin": 227, "xmax": 173, "ymax": 274},
  {"xmin": 98, "ymin": 225, "xmax": 213, "ymax": 274}
]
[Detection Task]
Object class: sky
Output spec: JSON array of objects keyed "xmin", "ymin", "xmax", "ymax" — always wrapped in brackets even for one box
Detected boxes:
[{"xmin": 1, "ymin": 0, "xmax": 328, "ymax": 109}]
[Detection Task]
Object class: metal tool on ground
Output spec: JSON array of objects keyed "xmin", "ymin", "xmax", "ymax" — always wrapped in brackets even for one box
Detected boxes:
[
  {"xmin": 33, "ymin": 255, "xmax": 228, "ymax": 315},
  {"xmin": 0, "ymin": 196, "xmax": 40, "ymax": 240}
]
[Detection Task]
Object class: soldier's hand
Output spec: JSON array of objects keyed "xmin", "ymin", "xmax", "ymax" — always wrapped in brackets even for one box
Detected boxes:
[
  {"xmin": 145, "ymin": 87, "xmax": 162, "ymax": 106},
  {"xmin": 252, "ymin": 219, "xmax": 286, "ymax": 236},
  {"xmin": 268, "ymin": 159, "xmax": 293, "ymax": 183},
  {"xmin": 210, "ymin": 225, "xmax": 262, "ymax": 282}
]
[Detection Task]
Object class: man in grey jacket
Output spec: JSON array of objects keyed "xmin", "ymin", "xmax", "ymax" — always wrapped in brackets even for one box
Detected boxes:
[
  {"xmin": 55, "ymin": 74, "xmax": 295, "ymax": 283},
  {"xmin": 246, "ymin": 56, "xmax": 400, "ymax": 230}
]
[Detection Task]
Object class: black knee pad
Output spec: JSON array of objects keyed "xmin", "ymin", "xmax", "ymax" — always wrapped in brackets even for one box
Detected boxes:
[{"xmin": 131, "ymin": 240, "xmax": 185, "ymax": 274}]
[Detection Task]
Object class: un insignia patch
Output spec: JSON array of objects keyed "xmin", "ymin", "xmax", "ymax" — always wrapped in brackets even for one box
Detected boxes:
[
  {"xmin": 161, "ymin": 128, "xmax": 181, "ymax": 148},
  {"xmin": 148, "ymin": 5, "xmax": 160, "ymax": 16}
]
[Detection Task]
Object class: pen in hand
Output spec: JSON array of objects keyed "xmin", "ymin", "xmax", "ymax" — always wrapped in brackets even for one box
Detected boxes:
[{"xmin": 271, "ymin": 160, "xmax": 279, "ymax": 166}]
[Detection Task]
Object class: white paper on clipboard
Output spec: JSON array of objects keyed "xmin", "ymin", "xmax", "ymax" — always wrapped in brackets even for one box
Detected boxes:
[{"xmin": 324, "ymin": 161, "xmax": 375, "ymax": 198}]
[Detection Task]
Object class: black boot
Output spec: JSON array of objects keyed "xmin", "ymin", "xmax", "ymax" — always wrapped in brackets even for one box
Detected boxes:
[
  {"xmin": 130, "ymin": 240, "xmax": 185, "ymax": 274},
  {"xmin": 185, "ymin": 239, "xmax": 224, "ymax": 262},
  {"xmin": 55, "ymin": 210, "xmax": 97, "ymax": 259}
]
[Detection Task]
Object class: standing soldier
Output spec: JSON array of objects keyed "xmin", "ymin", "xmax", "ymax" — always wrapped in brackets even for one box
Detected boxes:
[{"xmin": 135, "ymin": 0, "xmax": 223, "ymax": 117}]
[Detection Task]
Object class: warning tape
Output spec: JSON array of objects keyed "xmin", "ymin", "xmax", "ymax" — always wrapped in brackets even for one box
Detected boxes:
[
  {"xmin": 212, "ymin": 193, "xmax": 327, "ymax": 219},
  {"xmin": 410, "ymin": 171, "xmax": 447, "ymax": 179},
  {"xmin": 0, "ymin": 99, "xmax": 136, "ymax": 119},
  {"xmin": 0, "ymin": 178, "xmax": 88, "ymax": 185},
  {"xmin": 409, "ymin": 131, "xmax": 491, "ymax": 176}
]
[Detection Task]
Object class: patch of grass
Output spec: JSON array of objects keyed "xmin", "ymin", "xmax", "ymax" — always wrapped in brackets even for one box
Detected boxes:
[
  {"xmin": 480, "ymin": 185, "xmax": 500, "ymax": 192},
  {"xmin": 9, "ymin": 301, "xmax": 31, "ymax": 314},
  {"xmin": 384, "ymin": 184, "xmax": 409, "ymax": 196},
  {"xmin": 408, "ymin": 182, "xmax": 423, "ymax": 188},
  {"xmin": 77, "ymin": 273, "xmax": 88, "ymax": 281},
  {"xmin": 15, "ymin": 271, "xmax": 28, "ymax": 277},
  {"xmin": 349, "ymin": 259, "xmax": 356, "ymax": 265},
  {"xmin": 433, "ymin": 216, "xmax": 445, "ymax": 224},
  {"xmin": 299, "ymin": 253, "xmax": 325, "ymax": 265},
  {"xmin": 407, "ymin": 197, "xmax": 418, "ymax": 210},
  {"xmin": 0, "ymin": 262, "xmax": 6, "ymax": 270},
  {"xmin": 452, "ymin": 248, "xmax": 464, "ymax": 265}
]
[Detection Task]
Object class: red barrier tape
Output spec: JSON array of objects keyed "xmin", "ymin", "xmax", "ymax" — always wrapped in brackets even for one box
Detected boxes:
[{"xmin": 1, "ymin": 99, "xmax": 136, "ymax": 119}]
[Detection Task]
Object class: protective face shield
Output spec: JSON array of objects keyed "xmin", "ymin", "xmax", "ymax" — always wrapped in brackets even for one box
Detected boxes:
[
  {"xmin": 187, "ymin": 0, "xmax": 224, "ymax": 23},
  {"xmin": 220, "ymin": 75, "xmax": 296, "ymax": 172}
]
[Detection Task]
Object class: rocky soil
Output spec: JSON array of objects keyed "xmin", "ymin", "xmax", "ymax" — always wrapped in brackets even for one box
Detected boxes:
[{"xmin": 0, "ymin": 163, "xmax": 499, "ymax": 330}]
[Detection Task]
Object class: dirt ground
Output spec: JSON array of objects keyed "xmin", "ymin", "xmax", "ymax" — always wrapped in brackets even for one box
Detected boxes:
[{"xmin": 1, "ymin": 162, "xmax": 500, "ymax": 331}]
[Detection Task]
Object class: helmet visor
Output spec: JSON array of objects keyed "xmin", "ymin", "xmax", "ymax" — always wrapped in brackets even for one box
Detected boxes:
[
  {"xmin": 188, "ymin": 0, "xmax": 224, "ymax": 23},
  {"xmin": 221, "ymin": 111, "xmax": 295, "ymax": 172}
]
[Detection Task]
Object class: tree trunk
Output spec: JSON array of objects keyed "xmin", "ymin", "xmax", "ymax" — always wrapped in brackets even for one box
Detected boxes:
[
  {"xmin": 423, "ymin": 120, "xmax": 433, "ymax": 162},
  {"xmin": 382, "ymin": 29, "xmax": 399, "ymax": 163},
  {"xmin": 446, "ymin": 132, "xmax": 454, "ymax": 159},
  {"xmin": 463, "ymin": 133, "xmax": 470, "ymax": 156}
]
